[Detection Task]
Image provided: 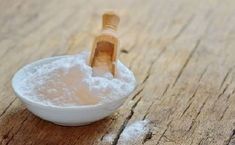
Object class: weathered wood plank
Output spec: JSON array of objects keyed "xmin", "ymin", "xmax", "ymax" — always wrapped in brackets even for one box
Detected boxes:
[{"xmin": 0, "ymin": 0, "xmax": 235, "ymax": 145}]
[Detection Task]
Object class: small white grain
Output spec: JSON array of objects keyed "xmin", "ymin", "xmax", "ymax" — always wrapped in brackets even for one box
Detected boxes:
[{"xmin": 102, "ymin": 120, "xmax": 150, "ymax": 144}]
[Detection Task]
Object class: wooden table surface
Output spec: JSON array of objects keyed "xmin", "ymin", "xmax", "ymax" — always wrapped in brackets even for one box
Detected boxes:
[{"xmin": 1, "ymin": 0, "xmax": 235, "ymax": 145}]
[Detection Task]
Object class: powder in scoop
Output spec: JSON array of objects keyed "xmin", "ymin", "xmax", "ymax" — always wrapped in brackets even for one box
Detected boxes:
[{"xmin": 16, "ymin": 51, "xmax": 136, "ymax": 106}]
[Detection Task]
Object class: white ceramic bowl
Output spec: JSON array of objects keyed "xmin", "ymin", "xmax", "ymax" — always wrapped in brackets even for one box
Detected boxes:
[{"xmin": 12, "ymin": 56, "xmax": 128, "ymax": 126}]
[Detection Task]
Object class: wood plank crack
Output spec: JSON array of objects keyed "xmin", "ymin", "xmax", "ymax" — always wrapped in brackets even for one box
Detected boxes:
[
  {"xmin": 156, "ymin": 120, "xmax": 173, "ymax": 145},
  {"xmin": 186, "ymin": 96, "xmax": 209, "ymax": 133},
  {"xmin": 180, "ymin": 66, "xmax": 208, "ymax": 118},
  {"xmin": 173, "ymin": 15, "xmax": 195, "ymax": 40},
  {"xmin": 111, "ymin": 97, "xmax": 143, "ymax": 145},
  {"xmin": 219, "ymin": 105, "xmax": 229, "ymax": 121},
  {"xmin": 131, "ymin": 86, "xmax": 144, "ymax": 100},
  {"xmin": 213, "ymin": 84, "xmax": 229, "ymax": 108},
  {"xmin": 143, "ymin": 84, "xmax": 169, "ymax": 120},
  {"xmin": 225, "ymin": 129, "xmax": 235, "ymax": 145},
  {"xmin": 172, "ymin": 39, "xmax": 201, "ymax": 87},
  {"xmin": 180, "ymin": 101, "xmax": 193, "ymax": 118},
  {"xmin": 219, "ymin": 68, "xmax": 233, "ymax": 90},
  {"xmin": 142, "ymin": 46, "xmax": 168, "ymax": 84},
  {"xmin": 0, "ymin": 97, "xmax": 16, "ymax": 118},
  {"xmin": 5, "ymin": 114, "xmax": 29, "ymax": 145},
  {"xmin": 142, "ymin": 129, "xmax": 153, "ymax": 144}
]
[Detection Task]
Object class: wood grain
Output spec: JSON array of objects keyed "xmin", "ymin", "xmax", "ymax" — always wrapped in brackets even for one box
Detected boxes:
[{"xmin": 1, "ymin": 0, "xmax": 235, "ymax": 145}]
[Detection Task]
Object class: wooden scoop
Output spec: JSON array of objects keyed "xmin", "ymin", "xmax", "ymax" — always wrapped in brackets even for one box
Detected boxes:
[{"xmin": 89, "ymin": 12, "xmax": 120, "ymax": 76}]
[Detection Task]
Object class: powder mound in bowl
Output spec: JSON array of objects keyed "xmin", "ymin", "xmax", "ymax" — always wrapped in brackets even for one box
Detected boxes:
[{"xmin": 16, "ymin": 51, "xmax": 136, "ymax": 106}]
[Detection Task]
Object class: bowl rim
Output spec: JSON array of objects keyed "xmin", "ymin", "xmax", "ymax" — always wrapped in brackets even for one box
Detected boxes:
[{"xmin": 11, "ymin": 55, "xmax": 132, "ymax": 110}]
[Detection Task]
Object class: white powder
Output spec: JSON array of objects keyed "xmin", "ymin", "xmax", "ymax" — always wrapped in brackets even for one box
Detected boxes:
[
  {"xmin": 102, "ymin": 134, "xmax": 115, "ymax": 143},
  {"xmin": 119, "ymin": 120, "xmax": 150, "ymax": 142},
  {"xmin": 103, "ymin": 120, "xmax": 150, "ymax": 144},
  {"xmin": 16, "ymin": 51, "xmax": 136, "ymax": 106}
]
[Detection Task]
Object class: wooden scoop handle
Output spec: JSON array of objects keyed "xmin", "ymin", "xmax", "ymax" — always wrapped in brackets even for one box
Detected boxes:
[
  {"xmin": 102, "ymin": 12, "xmax": 120, "ymax": 31},
  {"xmin": 89, "ymin": 12, "xmax": 120, "ymax": 76}
]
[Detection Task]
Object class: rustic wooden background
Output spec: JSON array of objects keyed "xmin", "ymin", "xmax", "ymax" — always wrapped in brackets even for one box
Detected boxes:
[{"xmin": 1, "ymin": 0, "xmax": 235, "ymax": 144}]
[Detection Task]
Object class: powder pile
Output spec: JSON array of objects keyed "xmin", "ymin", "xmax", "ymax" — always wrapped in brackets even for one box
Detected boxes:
[
  {"xmin": 17, "ymin": 51, "xmax": 136, "ymax": 106},
  {"xmin": 103, "ymin": 120, "xmax": 150, "ymax": 144}
]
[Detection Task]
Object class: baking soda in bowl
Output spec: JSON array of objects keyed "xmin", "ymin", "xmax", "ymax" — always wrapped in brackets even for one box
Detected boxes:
[{"xmin": 16, "ymin": 51, "xmax": 136, "ymax": 107}]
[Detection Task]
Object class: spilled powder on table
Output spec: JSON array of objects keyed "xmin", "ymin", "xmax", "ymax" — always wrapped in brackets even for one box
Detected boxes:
[
  {"xmin": 103, "ymin": 120, "xmax": 150, "ymax": 144},
  {"xmin": 15, "ymin": 51, "xmax": 136, "ymax": 106},
  {"xmin": 102, "ymin": 133, "xmax": 115, "ymax": 143}
]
